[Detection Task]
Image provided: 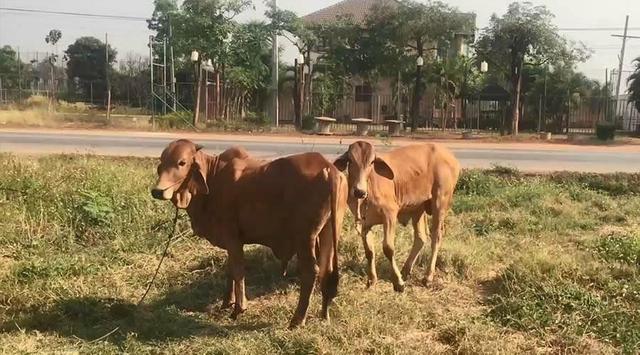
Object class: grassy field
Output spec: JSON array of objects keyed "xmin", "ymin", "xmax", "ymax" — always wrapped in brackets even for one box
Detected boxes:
[{"xmin": 0, "ymin": 155, "xmax": 639, "ymax": 354}]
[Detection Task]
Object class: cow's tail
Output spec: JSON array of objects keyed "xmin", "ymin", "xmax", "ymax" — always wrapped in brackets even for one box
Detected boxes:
[{"xmin": 324, "ymin": 167, "xmax": 341, "ymax": 300}]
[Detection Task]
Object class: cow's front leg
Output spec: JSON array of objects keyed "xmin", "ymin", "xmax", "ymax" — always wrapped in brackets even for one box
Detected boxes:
[
  {"xmin": 221, "ymin": 257, "xmax": 236, "ymax": 309},
  {"xmin": 361, "ymin": 224, "xmax": 377, "ymax": 287},
  {"xmin": 228, "ymin": 244, "xmax": 247, "ymax": 319},
  {"xmin": 383, "ymin": 214, "xmax": 404, "ymax": 292}
]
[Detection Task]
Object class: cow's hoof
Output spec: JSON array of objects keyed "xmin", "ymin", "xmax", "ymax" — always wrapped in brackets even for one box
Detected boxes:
[
  {"xmin": 205, "ymin": 304, "xmax": 218, "ymax": 314},
  {"xmin": 401, "ymin": 269, "xmax": 412, "ymax": 281},
  {"xmin": 230, "ymin": 307, "xmax": 245, "ymax": 320},
  {"xmin": 393, "ymin": 282, "xmax": 405, "ymax": 293},
  {"xmin": 288, "ymin": 317, "xmax": 306, "ymax": 329},
  {"xmin": 422, "ymin": 277, "xmax": 438, "ymax": 288},
  {"xmin": 366, "ymin": 278, "xmax": 377, "ymax": 289}
]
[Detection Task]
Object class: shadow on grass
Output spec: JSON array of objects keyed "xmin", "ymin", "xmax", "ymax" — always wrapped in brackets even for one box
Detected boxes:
[{"xmin": 0, "ymin": 248, "xmax": 295, "ymax": 347}]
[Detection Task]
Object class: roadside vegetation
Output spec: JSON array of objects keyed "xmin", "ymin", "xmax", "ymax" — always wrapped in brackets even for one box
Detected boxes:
[{"xmin": 1, "ymin": 154, "xmax": 639, "ymax": 353}]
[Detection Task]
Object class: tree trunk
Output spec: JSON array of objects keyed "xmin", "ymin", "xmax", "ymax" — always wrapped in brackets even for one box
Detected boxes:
[
  {"xmin": 410, "ymin": 40, "xmax": 424, "ymax": 132},
  {"xmin": 510, "ymin": 59, "xmax": 523, "ymax": 135},
  {"xmin": 305, "ymin": 51, "xmax": 313, "ymax": 116}
]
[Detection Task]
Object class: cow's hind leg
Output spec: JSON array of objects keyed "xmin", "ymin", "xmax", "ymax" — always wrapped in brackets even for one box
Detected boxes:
[
  {"xmin": 424, "ymin": 189, "xmax": 450, "ymax": 286},
  {"xmin": 228, "ymin": 244, "xmax": 248, "ymax": 319},
  {"xmin": 289, "ymin": 240, "xmax": 319, "ymax": 328},
  {"xmin": 318, "ymin": 223, "xmax": 338, "ymax": 321},
  {"xmin": 382, "ymin": 215, "xmax": 405, "ymax": 292},
  {"xmin": 401, "ymin": 213, "xmax": 427, "ymax": 280}
]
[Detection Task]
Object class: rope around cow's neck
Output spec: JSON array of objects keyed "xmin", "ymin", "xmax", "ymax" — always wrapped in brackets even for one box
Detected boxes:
[
  {"xmin": 81, "ymin": 207, "xmax": 180, "ymax": 344},
  {"xmin": 137, "ymin": 207, "xmax": 180, "ymax": 306}
]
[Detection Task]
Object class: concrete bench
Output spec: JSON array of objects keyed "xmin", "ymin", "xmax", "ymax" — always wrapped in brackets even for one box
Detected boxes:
[
  {"xmin": 314, "ymin": 116, "xmax": 337, "ymax": 135},
  {"xmin": 385, "ymin": 119, "xmax": 403, "ymax": 137},
  {"xmin": 351, "ymin": 118, "xmax": 373, "ymax": 136}
]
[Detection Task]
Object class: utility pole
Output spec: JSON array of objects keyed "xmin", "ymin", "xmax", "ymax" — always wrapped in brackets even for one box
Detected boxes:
[
  {"xmin": 169, "ymin": 17, "xmax": 177, "ymax": 111},
  {"xmin": 149, "ymin": 35, "xmax": 155, "ymax": 130},
  {"xmin": 17, "ymin": 48, "xmax": 22, "ymax": 104},
  {"xmin": 271, "ymin": 0, "xmax": 279, "ymax": 127},
  {"xmin": 604, "ymin": 68, "xmax": 609, "ymax": 121},
  {"xmin": 163, "ymin": 37, "xmax": 167, "ymax": 116},
  {"xmin": 105, "ymin": 33, "xmax": 111, "ymax": 121},
  {"xmin": 611, "ymin": 15, "xmax": 640, "ymax": 123}
]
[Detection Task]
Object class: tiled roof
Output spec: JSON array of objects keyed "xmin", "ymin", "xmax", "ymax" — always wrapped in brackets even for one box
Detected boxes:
[
  {"xmin": 303, "ymin": 0, "xmax": 396, "ymax": 25},
  {"xmin": 303, "ymin": 0, "xmax": 475, "ymax": 34}
]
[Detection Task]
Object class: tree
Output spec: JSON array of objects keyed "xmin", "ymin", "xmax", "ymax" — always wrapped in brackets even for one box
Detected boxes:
[
  {"xmin": 45, "ymin": 29, "xmax": 62, "ymax": 110},
  {"xmin": 526, "ymin": 63, "xmax": 600, "ymax": 133},
  {"xmin": 367, "ymin": 1, "xmax": 472, "ymax": 131},
  {"xmin": 147, "ymin": 0, "xmax": 179, "ymax": 43},
  {"xmin": 65, "ymin": 37, "xmax": 117, "ymax": 104},
  {"xmin": 265, "ymin": 3, "xmax": 323, "ymax": 126},
  {"xmin": 0, "ymin": 46, "xmax": 21, "ymax": 90},
  {"xmin": 428, "ymin": 56, "xmax": 471, "ymax": 130},
  {"xmin": 113, "ymin": 54, "xmax": 150, "ymax": 108},
  {"xmin": 169, "ymin": 0, "xmax": 251, "ymax": 123},
  {"xmin": 476, "ymin": 2, "xmax": 579, "ymax": 135},
  {"xmin": 628, "ymin": 56, "xmax": 640, "ymax": 112},
  {"xmin": 224, "ymin": 21, "xmax": 272, "ymax": 119}
]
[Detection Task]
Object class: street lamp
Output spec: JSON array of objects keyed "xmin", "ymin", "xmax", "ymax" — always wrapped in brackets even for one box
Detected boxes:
[
  {"xmin": 480, "ymin": 61, "xmax": 488, "ymax": 73},
  {"xmin": 410, "ymin": 54, "xmax": 426, "ymax": 132},
  {"xmin": 294, "ymin": 53, "xmax": 306, "ymax": 127},
  {"xmin": 191, "ymin": 50, "xmax": 201, "ymax": 124},
  {"xmin": 190, "ymin": 50, "xmax": 199, "ymax": 63}
]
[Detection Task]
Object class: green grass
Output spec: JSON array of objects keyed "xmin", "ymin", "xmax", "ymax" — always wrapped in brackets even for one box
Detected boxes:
[{"xmin": 1, "ymin": 156, "xmax": 640, "ymax": 353}]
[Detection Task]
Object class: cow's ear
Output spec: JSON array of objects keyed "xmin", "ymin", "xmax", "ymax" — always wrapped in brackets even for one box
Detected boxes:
[
  {"xmin": 373, "ymin": 156, "xmax": 394, "ymax": 180},
  {"xmin": 195, "ymin": 144, "xmax": 204, "ymax": 152},
  {"xmin": 333, "ymin": 152, "xmax": 349, "ymax": 172},
  {"xmin": 191, "ymin": 152, "xmax": 209, "ymax": 194}
]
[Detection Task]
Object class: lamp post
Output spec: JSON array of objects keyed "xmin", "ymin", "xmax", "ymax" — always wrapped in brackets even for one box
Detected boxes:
[
  {"xmin": 191, "ymin": 50, "xmax": 201, "ymax": 125},
  {"xmin": 293, "ymin": 53, "xmax": 305, "ymax": 127},
  {"xmin": 477, "ymin": 61, "xmax": 488, "ymax": 130},
  {"xmin": 409, "ymin": 55, "xmax": 425, "ymax": 132}
]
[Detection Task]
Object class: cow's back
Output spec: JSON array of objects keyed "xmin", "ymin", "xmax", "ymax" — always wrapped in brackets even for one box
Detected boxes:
[
  {"xmin": 223, "ymin": 152, "xmax": 339, "ymax": 257},
  {"xmin": 372, "ymin": 144, "xmax": 459, "ymax": 210}
]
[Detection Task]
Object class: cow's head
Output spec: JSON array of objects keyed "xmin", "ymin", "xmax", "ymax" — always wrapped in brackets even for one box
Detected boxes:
[
  {"xmin": 333, "ymin": 141, "xmax": 394, "ymax": 200},
  {"xmin": 151, "ymin": 139, "xmax": 210, "ymax": 209}
]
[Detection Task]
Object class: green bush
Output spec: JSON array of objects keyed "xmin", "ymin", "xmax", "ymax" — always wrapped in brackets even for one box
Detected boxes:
[
  {"xmin": 596, "ymin": 122, "xmax": 615, "ymax": 141},
  {"xmin": 155, "ymin": 111, "xmax": 193, "ymax": 129},
  {"xmin": 301, "ymin": 115, "xmax": 315, "ymax": 131},
  {"xmin": 244, "ymin": 111, "xmax": 269, "ymax": 126}
]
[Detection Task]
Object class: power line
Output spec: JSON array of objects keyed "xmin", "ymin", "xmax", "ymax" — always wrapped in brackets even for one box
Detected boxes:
[
  {"xmin": 0, "ymin": 7, "xmax": 148, "ymax": 22},
  {"xmin": 1, "ymin": 7, "xmax": 638, "ymax": 31},
  {"xmin": 559, "ymin": 27, "xmax": 640, "ymax": 32}
]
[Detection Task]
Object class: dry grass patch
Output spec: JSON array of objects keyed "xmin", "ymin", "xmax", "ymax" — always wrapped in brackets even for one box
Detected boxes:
[{"xmin": 1, "ymin": 157, "xmax": 639, "ymax": 353}]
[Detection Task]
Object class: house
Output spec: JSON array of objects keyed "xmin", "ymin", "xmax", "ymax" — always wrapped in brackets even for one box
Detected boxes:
[{"xmin": 302, "ymin": 0, "xmax": 476, "ymax": 126}]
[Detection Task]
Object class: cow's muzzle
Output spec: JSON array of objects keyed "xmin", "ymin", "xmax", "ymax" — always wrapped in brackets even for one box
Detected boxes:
[
  {"xmin": 151, "ymin": 188, "xmax": 166, "ymax": 200},
  {"xmin": 353, "ymin": 188, "xmax": 367, "ymax": 199}
]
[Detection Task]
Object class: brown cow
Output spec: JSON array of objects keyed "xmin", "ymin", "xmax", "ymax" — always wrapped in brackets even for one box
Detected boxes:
[
  {"xmin": 334, "ymin": 141, "xmax": 460, "ymax": 291},
  {"xmin": 151, "ymin": 140, "xmax": 347, "ymax": 328}
]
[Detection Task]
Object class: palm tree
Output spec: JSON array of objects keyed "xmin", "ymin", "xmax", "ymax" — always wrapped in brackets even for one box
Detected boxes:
[
  {"xmin": 429, "ymin": 57, "xmax": 466, "ymax": 130},
  {"xmin": 628, "ymin": 56, "xmax": 640, "ymax": 112}
]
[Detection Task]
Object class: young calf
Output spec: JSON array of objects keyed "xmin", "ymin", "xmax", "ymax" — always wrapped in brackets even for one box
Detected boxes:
[
  {"xmin": 334, "ymin": 141, "xmax": 460, "ymax": 291},
  {"xmin": 151, "ymin": 140, "xmax": 348, "ymax": 328}
]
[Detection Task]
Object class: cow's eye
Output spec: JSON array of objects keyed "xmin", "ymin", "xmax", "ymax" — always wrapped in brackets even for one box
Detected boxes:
[{"xmin": 178, "ymin": 161, "xmax": 186, "ymax": 167}]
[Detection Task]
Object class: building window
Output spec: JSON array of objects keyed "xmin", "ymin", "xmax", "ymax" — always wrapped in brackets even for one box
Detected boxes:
[{"xmin": 355, "ymin": 85, "xmax": 372, "ymax": 102}]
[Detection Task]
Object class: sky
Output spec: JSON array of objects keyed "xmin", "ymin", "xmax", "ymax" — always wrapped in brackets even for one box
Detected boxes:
[{"xmin": 1, "ymin": 0, "xmax": 639, "ymax": 85}]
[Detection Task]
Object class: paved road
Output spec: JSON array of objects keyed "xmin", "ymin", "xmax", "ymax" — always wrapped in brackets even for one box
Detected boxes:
[{"xmin": 1, "ymin": 130, "xmax": 639, "ymax": 173}]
